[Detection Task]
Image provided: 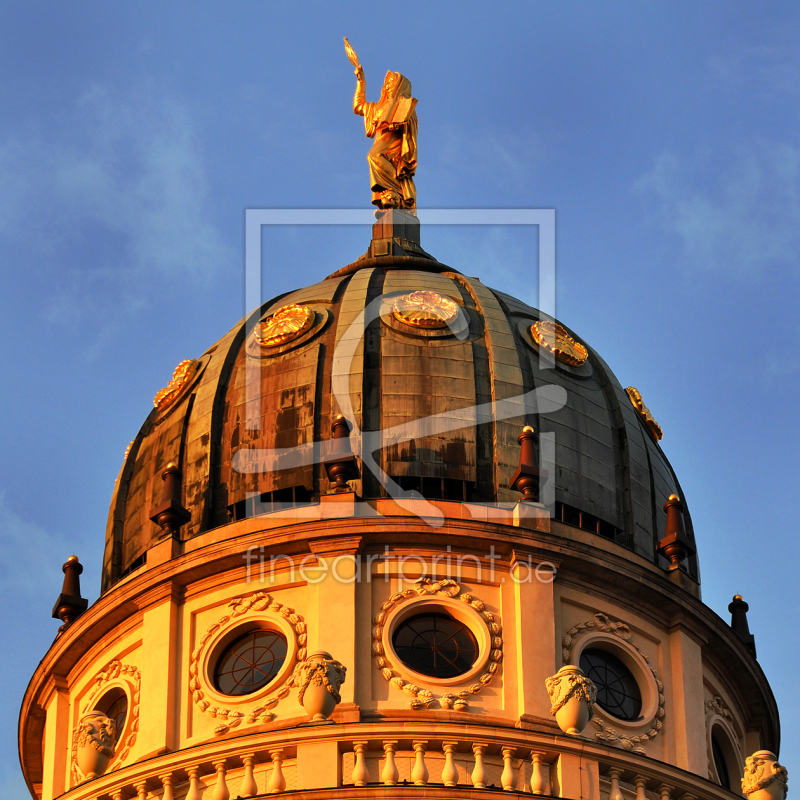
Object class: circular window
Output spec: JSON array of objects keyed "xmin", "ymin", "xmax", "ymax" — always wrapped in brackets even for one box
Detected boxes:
[
  {"xmin": 213, "ymin": 629, "xmax": 288, "ymax": 696},
  {"xmin": 579, "ymin": 647, "xmax": 642, "ymax": 721},
  {"xmin": 392, "ymin": 612, "xmax": 478, "ymax": 679},
  {"xmin": 96, "ymin": 690, "xmax": 128, "ymax": 744}
]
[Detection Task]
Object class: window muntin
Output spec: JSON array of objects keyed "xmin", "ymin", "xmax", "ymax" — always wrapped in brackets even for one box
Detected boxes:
[
  {"xmin": 579, "ymin": 647, "xmax": 642, "ymax": 721},
  {"xmin": 392, "ymin": 612, "xmax": 478, "ymax": 679},
  {"xmin": 98, "ymin": 693, "xmax": 128, "ymax": 744},
  {"xmin": 213, "ymin": 629, "xmax": 288, "ymax": 696}
]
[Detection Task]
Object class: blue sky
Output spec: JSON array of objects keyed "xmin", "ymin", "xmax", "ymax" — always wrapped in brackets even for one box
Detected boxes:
[{"xmin": 1, "ymin": 1, "xmax": 799, "ymax": 791}]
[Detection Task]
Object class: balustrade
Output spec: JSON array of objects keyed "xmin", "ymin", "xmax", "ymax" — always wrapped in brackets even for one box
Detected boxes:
[{"xmin": 65, "ymin": 724, "xmax": 747, "ymax": 800}]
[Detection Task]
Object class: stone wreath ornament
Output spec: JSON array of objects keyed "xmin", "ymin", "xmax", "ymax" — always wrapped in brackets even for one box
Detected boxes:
[
  {"xmin": 562, "ymin": 612, "xmax": 665, "ymax": 753},
  {"xmin": 188, "ymin": 591, "xmax": 307, "ymax": 735},
  {"xmin": 71, "ymin": 660, "xmax": 140, "ymax": 784},
  {"xmin": 372, "ymin": 577, "xmax": 503, "ymax": 711}
]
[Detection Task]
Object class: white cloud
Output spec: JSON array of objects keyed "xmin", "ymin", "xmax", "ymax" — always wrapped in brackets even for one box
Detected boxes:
[
  {"xmin": 636, "ymin": 142, "xmax": 800, "ymax": 276},
  {"xmin": 430, "ymin": 123, "xmax": 542, "ymax": 194},
  {"xmin": 708, "ymin": 45, "xmax": 800, "ymax": 95},
  {"xmin": 0, "ymin": 83, "xmax": 234, "ymax": 283},
  {"xmin": 0, "ymin": 492, "xmax": 62, "ymax": 596}
]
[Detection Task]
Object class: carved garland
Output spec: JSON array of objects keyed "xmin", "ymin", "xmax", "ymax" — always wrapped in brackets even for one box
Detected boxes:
[
  {"xmin": 372, "ymin": 577, "xmax": 503, "ymax": 711},
  {"xmin": 293, "ymin": 658, "xmax": 346, "ymax": 706},
  {"xmin": 189, "ymin": 591, "xmax": 307, "ymax": 735},
  {"xmin": 705, "ymin": 695, "xmax": 744, "ymax": 781},
  {"xmin": 71, "ymin": 660, "xmax": 141, "ymax": 784},
  {"xmin": 562, "ymin": 612, "xmax": 665, "ymax": 753}
]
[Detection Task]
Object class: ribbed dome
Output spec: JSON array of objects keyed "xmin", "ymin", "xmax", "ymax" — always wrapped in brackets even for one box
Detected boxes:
[{"xmin": 103, "ymin": 255, "xmax": 697, "ymax": 592}]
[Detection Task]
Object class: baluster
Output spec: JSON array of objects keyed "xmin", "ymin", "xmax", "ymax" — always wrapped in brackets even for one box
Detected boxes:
[
  {"xmin": 240, "ymin": 754, "xmax": 258, "ymax": 798},
  {"xmin": 412, "ymin": 740, "xmax": 429, "ymax": 786},
  {"xmin": 634, "ymin": 775, "xmax": 647, "ymax": 800},
  {"xmin": 381, "ymin": 740, "xmax": 400, "ymax": 786},
  {"xmin": 135, "ymin": 781, "xmax": 148, "ymax": 800},
  {"xmin": 186, "ymin": 766, "xmax": 202, "ymax": 800},
  {"xmin": 442, "ymin": 742, "xmax": 459, "ymax": 787},
  {"xmin": 501, "ymin": 747, "xmax": 516, "ymax": 792},
  {"xmin": 212, "ymin": 760, "xmax": 230, "ymax": 800},
  {"xmin": 160, "ymin": 773, "xmax": 175, "ymax": 800},
  {"xmin": 608, "ymin": 769, "xmax": 623, "ymax": 800},
  {"xmin": 268, "ymin": 749, "xmax": 287, "ymax": 794},
  {"xmin": 658, "ymin": 785, "xmax": 673, "ymax": 800},
  {"xmin": 112, "ymin": 792, "xmax": 125, "ymax": 800},
  {"xmin": 352, "ymin": 740, "xmax": 370, "ymax": 787},
  {"xmin": 530, "ymin": 752, "xmax": 545, "ymax": 796},
  {"xmin": 472, "ymin": 743, "xmax": 487, "ymax": 789}
]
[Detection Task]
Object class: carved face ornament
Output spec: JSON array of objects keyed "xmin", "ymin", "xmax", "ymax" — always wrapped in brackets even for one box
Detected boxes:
[{"xmin": 78, "ymin": 712, "xmax": 116, "ymax": 755}]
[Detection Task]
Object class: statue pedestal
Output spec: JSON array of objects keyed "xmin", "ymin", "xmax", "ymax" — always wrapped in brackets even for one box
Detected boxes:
[
  {"xmin": 373, "ymin": 209, "xmax": 420, "ymax": 244},
  {"xmin": 370, "ymin": 209, "xmax": 423, "ymax": 257}
]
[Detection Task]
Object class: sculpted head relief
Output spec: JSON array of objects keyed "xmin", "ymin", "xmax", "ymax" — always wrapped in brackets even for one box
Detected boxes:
[
  {"xmin": 742, "ymin": 751, "xmax": 788, "ymax": 800},
  {"xmin": 545, "ymin": 665, "xmax": 597, "ymax": 736},
  {"xmin": 73, "ymin": 711, "xmax": 116, "ymax": 780}
]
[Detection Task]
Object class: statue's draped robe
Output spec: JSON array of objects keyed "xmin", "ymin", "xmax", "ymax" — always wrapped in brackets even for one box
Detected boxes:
[{"xmin": 354, "ymin": 72, "xmax": 418, "ymax": 209}]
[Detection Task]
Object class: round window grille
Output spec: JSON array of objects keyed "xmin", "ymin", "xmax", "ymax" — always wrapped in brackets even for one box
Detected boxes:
[
  {"xmin": 213, "ymin": 629, "xmax": 288, "ymax": 696},
  {"xmin": 392, "ymin": 612, "xmax": 478, "ymax": 679},
  {"xmin": 98, "ymin": 692, "xmax": 128, "ymax": 744},
  {"xmin": 579, "ymin": 647, "xmax": 642, "ymax": 721}
]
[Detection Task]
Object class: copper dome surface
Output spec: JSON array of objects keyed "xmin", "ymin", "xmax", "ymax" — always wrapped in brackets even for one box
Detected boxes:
[{"xmin": 104, "ymin": 257, "xmax": 696, "ymax": 592}]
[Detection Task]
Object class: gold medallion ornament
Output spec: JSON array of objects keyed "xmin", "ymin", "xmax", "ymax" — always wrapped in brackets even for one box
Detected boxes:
[
  {"xmin": 254, "ymin": 304, "xmax": 315, "ymax": 348},
  {"xmin": 626, "ymin": 386, "xmax": 663, "ymax": 441},
  {"xmin": 153, "ymin": 359, "xmax": 200, "ymax": 410},
  {"xmin": 530, "ymin": 320, "xmax": 588, "ymax": 366},
  {"xmin": 392, "ymin": 291, "xmax": 459, "ymax": 329}
]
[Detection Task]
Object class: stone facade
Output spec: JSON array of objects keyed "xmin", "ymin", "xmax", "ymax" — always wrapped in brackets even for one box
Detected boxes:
[{"xmin": 20, "ymin": 251, "xmax": 782, "ymax": 800}]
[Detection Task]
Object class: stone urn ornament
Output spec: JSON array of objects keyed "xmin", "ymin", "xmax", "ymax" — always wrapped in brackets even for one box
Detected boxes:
[
  {"xmin": 742, "ymin": 751, "xmax": 789, "ymax": 800},
  {"xmin": 545, "ymin": 665, "xmax": 597, "ymax": 736},
  {"xmin": 292, "ymin": 651, "xmax": 347, "ymax": 722},
  {"xmin": 72, "ymin": 711, "xmax": 116, "ymax": 779}
]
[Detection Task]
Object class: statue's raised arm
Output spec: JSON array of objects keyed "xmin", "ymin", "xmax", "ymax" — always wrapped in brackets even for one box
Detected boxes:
[{"xmin": 344, "ymin": 37, "xmax": 418, "ymax": 212}]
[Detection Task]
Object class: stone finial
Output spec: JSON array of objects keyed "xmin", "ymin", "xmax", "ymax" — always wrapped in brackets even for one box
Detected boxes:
[
  {"xmin": 742, "ymin": 751, "xmax": 788, "ymax": 800},
  {"xmin": 729, "ymin": 594, "xmax": 757, "ymax": 658},
  {"xmin": 52, "ymin": 555, "xmax": 89, "ymax": 630},
  {"xmin": 292, "ymin": 651, "xmax": 347, "ymax": 722},
  {"xmin": 657, "ymin": 494, "xmax": 696, "ymax": 570},
  {"xmin": 149, "ymin": 462, "xmax": 191, "ymax": 537},
  {"xmin": 324, "ymin": 415, "xmax": 359, "ymax": 492},
  {"xmin": 545, "ymin": 665, "xmax": 597, "ymax": 736},
  {"xmin": 509, "ymin": 426, "xmax": 549, "ymax": 502}
]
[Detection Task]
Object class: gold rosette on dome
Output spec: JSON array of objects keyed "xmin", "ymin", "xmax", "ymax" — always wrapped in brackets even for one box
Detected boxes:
[
  {"xmin": 254, "ymin": 304, "xmax": 315, "ymax": 348},
  {"xmin": 626, "ymin": 386, "xmax": 663, "ymax": 441},
  {"xmin": 154, "ymin": 359, "xmax": 200, "ymax": 410},
  {"xmin": 392, "ymin": 291, "xmax": 459, "ymax": 329},
  {"xmin": 530, "ymin": 320, "xmax": 588, "ymax": 366}
]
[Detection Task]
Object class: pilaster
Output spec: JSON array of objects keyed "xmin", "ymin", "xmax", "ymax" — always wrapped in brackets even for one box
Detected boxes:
[{"xmin": 667, "ymin": 618, "xmax": 707, "ymax": 773}]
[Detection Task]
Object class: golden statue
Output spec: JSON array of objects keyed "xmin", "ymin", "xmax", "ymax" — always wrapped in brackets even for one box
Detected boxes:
[{"xmin": 345, "ymin": 38, "xmax": 418, "ymax": 212}]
